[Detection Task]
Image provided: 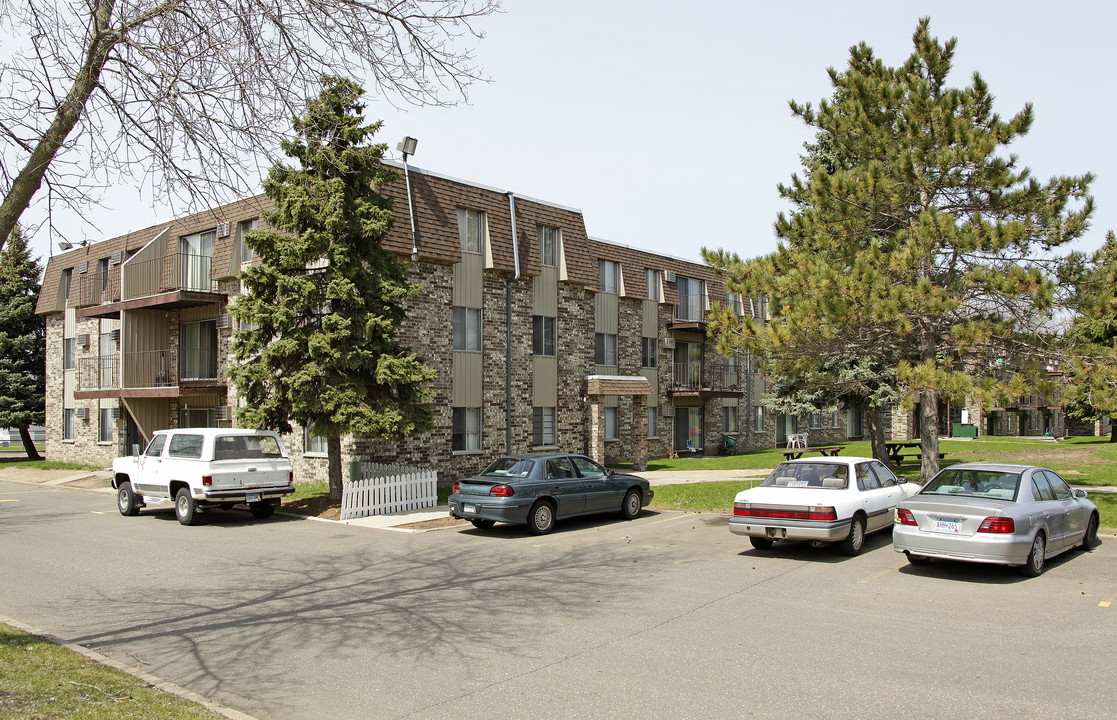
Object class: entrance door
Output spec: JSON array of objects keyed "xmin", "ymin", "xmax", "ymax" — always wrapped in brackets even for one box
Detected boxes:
[
  {"xmin": 673, "ymin": 407, "xmax": 704, "ymax": 454},
  {"xmin": 124, "ymin": 411, "xmax": 144, "ymax": 456}
]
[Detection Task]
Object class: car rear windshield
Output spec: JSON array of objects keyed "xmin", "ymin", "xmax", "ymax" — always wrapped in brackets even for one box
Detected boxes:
[
  {"xmin": 921, "ymin": 469, "xmax": 1020, "ymax": 500},
  {"xmin": 213, "ymin": 435, "xmax": 284, "ymax": 460},
  {"xmin": 760, "ymin": 462, "xmax": 849, "ymax": 489},
  {"xmin": 481, "ymin": 458, "xmax": 535, "ymax": 478}
]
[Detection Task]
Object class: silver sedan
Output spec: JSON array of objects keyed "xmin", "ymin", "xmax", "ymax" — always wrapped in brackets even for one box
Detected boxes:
[{"xmin": 893, "ymin": 462, "xmax": 1100, "ymax": 576}]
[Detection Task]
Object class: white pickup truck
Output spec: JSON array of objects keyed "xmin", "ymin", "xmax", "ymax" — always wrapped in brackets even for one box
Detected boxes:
[{"xmin": 112, "ymin": 428, "xmax": 295, "ymax": 525}]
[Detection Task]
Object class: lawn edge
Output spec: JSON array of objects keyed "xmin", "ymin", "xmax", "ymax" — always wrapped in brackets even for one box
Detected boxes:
[{"xmin": 0, "ymin": 613, "xmax": 258, "ymax": 720}]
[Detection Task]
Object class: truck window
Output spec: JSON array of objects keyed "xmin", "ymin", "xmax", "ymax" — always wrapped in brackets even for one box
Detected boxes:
[
  {"xmin": 214, "ymin": 435, "xmax": 283, "ymax": 460},
  {"xmin": 167, "ymin": 434, "xmax": 204, "ymax": 459},
  {"xmin": 144, "ymin": 435, "xmax": 167, "ymax": 457}
]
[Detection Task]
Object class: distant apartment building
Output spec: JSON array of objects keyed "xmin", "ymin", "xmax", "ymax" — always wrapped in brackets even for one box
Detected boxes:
[{"xmin": 37, "ymin": 163, "xmax": 812, "ymax": 481}]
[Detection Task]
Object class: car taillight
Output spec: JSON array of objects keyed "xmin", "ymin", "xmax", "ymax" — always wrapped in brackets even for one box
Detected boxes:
[
  {"xmin": 452, "ymin": 482, "xmax": 460, "ymax": 493},
  {"xmin": 733, "ymin": 503, "xmax": 836, "ymax": 521},
  {"xmin": 289, "ymin": 471, "xmax": 294, "ymax": 484},
  {"xmin": 202, "ymin": 475, "xmax": 212, "ymax": 487},
  {"xmin": 978, "ymin": 517, "xmax": 1014, "ymax": 533},
  {"xmin": 895, "ymin": 508, "xmax": 917, "ymax": 526},
  {"xmin": 490, "ymin": 484, "xmax": 514, "ymax": 497}
]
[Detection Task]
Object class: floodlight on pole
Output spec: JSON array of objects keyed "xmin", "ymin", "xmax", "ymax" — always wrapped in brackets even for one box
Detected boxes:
[
  {"xmin": 398, "ymin": 136, "xmax": 419, "ymax": 259},
  {"xmin": 57, "ymin": 240, "xmax": 72, "ymax": 251}
]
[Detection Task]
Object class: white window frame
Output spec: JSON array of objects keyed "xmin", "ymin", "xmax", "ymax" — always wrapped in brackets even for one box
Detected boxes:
[
  {"xmin": 646, "ymin": 269, "xmax": 661, "ymax": 302},
  {"xmin": 460, "ymin": 208, "xmax": 485, "ymax": 255},
  {"xmin": 63, "ymin": 409, "xmax": 75, "ymax": 441},
  {"xmin": 595, "ymin": 333, "xmax": 618, "ymax": 366},
  {"xmin": 538, "ymin": 225, "xmax": 558, "ymax": 267},
  {"xmin": 533, "ymin": 406, "xmax": 557, "ymax": 447},
  {"xmin": 305, "ymin": 422, "xmax": 328, "ymax": 455},
  {"xmin": 238, "ymin": 218, "xmax": 259, "ymax": 267},
  {"xmin": 641, "ymin": 337, "xmax": 657, "ymax": 368},
  {"xmin": 99, "ymin": 407, "xmax": 114, "ymax": 443},
  {"xmin": 453, "ymin": 307, "xmax": 482, "ymax": 352},
  {"xmin": 753, "ymin": 405, "xmax": 764, "ymax": 433},
  {"xmin": 599, "ymin": 260, "xmax": 619, "ymax": 294},
  {"xmin": 647, "ymin": 406, "xmax": 658, "ymax": 438},
  {"xmin": 604, "ymin": 406, "xmax": 618, "ymax": 441},
  {"xmin": 63, "ymin": 337, "xmax": 76, "ymax": 370},
  {"xmin": 453, "ymin": 407, "xmax": 482, "ymax": 452},
  {"xmin": 723, "ymin": 406, "xmax": 739, "ymax": 434}
]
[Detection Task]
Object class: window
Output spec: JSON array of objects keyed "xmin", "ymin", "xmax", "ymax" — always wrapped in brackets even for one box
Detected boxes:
[
  {"xmin": 571, "ymin": 456, "xmax": 607, "ymax": 478},
  {"xmin": 647, "ymin": 407, "xmax": 658, "ymax": 438},
  {"xmin": 547, "ymin": 457, "xmax": 575, "ymax": 479},
  {"xmin": 594, "ymin": 333, "xmax": 617, "ymax": 366},
  {"xmin": 237, "ymin": 219, "xmax": 258, "ymax": 266},
  {"xmin": 641, "ymin": 337, "xmax": 657, "ymax": 368},
  {"xmin": 100, "ymin": 332, "xmax": 115, "ymax": 387},
  {"xmin": 1042, "ymin": 470, "xmax": 1074, "ymax": 501},
  {"xmin": 605, "ymin": 406, "xmax": 618, "ymax": 440},
  {"xmin": 646, "ymin": 269, "xmax": 661, "ymax": 301},
  {"xmin": 167, "ymin": 433, "xmax": 204, "ymax": 459},
  {"xmin": 723, "ymin": 406, "xmax": 738, "ymax": 434},
  {"xmin": 533, "ymin": 316, "xmax": 556, "ymax": 356},
  {"xmin": 459, "ymin": 208, "xmax": 484, "ymax": 254},
  {"xmin": 676, "ymin": 276, "xmax": 705, "ymax": 320},
  {"xmin": 63, "ymin": 337, "xmax": 76, "ymax": 370},
  {"xmin": 809, "ymin": 412, "xmax": 822, "ymax": 429},
  {"xmin": 726, "ymin": 292, "xmax": 744, "ymax": 315},
  {"xmin": 869, "ymin": 462, "xmax": 900, "ymax": 487},
  {"xmin": 99, "ymin": 408, "xmax": 113, "ymax": 443},
  {"xmin": 855, "ymin": 463, "xmax": 881, "ymax": 491},
  {"xmin": 453, "ymin": 307, "xmax": 482, "ymax": 351},
  {"xmin": 63, "ymin": 409, "xmax": 75, "ymax": 441},
  {"xmin": 753, "ymin": 405, "xmax": 764, "ymax": 432},
  {"xmin": 533, "ymin": 407, "xmax": 556, "ymax": 446},
  {"xmin": 180, "ymin": 229, "xmax": 216, "ymax": 291},
  {"xmin": 452, "ymin": 407, "xmax": 481, "ymax": 451},
  {"xmin": 59, "ymin": 268, "xmax": 72, "ymax": 304},
  {"xmin": 538, "ymin": 225, "xmax": 558, "ymax": 267},
  {"xmin": 599, "ymin": 260, "xmax": 619, "ymax": 294},
  {"xmin": 305, "ymin": 422, "xmax": 327, "ymax": 455},
  {"xmin": 179, "ymin": 407, "xmax": 216, "ymax": 427},
  {"xmin": 180, "ymin": 320, "xmax": 218, "ymax": 380},
  {"xmin": 97, "ymin": 258, "xmax": 110, "ymax": 293},
  {"xmin": 144, "ymin": 434, "xmax": 167, "ymax": 457}
]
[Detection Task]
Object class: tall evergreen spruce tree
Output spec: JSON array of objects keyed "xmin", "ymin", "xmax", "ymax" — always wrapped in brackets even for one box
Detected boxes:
[
  {"xmin": 704, "ymin": 19, "xmax": 1093, "ymax": 481},
  {"xmin": 0, "ymin": 227, "xmax": 45, "ymax": 459},
  {"xmin": 1063, "ymin": 231, "xmax": 1117, "ymax": 441},
  {"xmin": 228, "ymin": 77, "xmax": 435, "ymax": 500}
]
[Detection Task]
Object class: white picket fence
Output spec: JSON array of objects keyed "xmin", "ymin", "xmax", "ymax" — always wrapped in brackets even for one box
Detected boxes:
[{"xmin": 341, "ymin": 461, "xmax": 438, "ymax": 520}]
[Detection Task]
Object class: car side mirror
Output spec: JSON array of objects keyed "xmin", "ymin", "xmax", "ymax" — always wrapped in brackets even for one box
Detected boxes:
[
  {"xmin": 607, "ymin": 469, "xmax": 615, "ymax": 476},
  {"xmin": 1075, "ymin": 489, "xmax": 1088, "ymax": 499},
  {"xmin": 131, "ymin": 443, "xmax": 141, "ymax": 457}
]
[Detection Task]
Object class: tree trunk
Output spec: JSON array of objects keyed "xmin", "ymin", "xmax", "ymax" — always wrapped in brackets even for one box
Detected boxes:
[
  {"xmin": 327, "ymin": 435, "xmax": 343, "ymax": 501},
  {"xmin": 865, "ymin": 405, "xmax": 888, "ymax": 466},
  {"xmin": 0, "ymin": 0, "xmax": 119, "ymax": 251},
  {"xmin": 18, "ymin": 426, "xmax": 42, "ymax": 461},
  {"xmin": 919, "ymin": 391, "xmax": 941, "ymax": 483}
]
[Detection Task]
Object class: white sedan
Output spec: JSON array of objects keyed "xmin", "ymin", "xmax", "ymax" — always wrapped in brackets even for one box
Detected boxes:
[{"xmin": 729, "ymin": 457, "xmax": 921, "ymax": 555}]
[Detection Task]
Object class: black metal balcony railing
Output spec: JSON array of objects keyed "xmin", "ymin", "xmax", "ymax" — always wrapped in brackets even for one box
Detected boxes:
[
  {"xmin": 124, "ymin": 349, "xmax": 177, "ymax": 388},
  {"xmin": 670, "ymin": 362, "xmax": 742, "ymax": 392},
  {"xmin": 674, "ymin": 293, "xmax": 704, "ymax": 322},
  {"xmin": 179, "ymin": 346, "xmax": 219, "ymax": 382},
  {"xmin": 76, "ymin": 356, "xmax": 120, "ymax": 391},
  {"xmin": 122, "ymin": 252, "xmax": 218, "ymax": 300},
  {"xmin": 74, "ymin": 271, "xmax": 122, "ymax": 308}
]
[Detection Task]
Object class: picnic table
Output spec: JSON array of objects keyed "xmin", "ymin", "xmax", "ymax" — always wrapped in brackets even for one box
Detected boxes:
[
  {"xmin": 885, "ymin": 440, "xmax": 944, "ymax": 464},
  {"xmin": 780, "ymin": 445, "xmax": 845, "ymax": 460}
]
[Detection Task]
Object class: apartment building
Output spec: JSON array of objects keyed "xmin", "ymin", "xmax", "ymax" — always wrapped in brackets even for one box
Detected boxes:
[{"xmin": 37, "ymin": 164, "xmax": 788, "ymax": 481}]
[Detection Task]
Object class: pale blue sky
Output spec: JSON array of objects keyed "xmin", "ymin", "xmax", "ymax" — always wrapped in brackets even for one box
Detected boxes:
[{"xmin": 29, "ymin": 0, "xmax": 1115, "ymax": 267}]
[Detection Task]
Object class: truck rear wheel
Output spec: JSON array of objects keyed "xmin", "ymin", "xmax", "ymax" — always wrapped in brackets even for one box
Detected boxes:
[
  {"xmin": 175, "ymin": 488, "xmax": 198, "ymax": 526},
  {"xmin": 249, "ymin": 501, "xmax": 275, "ymax": 519}
]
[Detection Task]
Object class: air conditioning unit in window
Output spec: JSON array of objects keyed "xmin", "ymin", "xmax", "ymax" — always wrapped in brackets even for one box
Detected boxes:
[
  {"xmin": 215, "ymin": 313, "xmax": 231, "ymax": 330},
  {"xmin": 664, "ymin": 270, "xmax": 676, "ymax": 283},
  {"xmin": 217, "ymin": 222, "xmax": 231, "ymax": 238},
  {"xmin": 110, "ymin": 329, "xmax": 121, "ymax": 343},
  {"xmin": 110, "ymin": 407, "xmax": 121, "ymax": 420},
  {"xmin": 77, "ymin": 333, "xmax": 90, "ymax": 347},
  {"xmin": 215, "ymin": 405, "xmax": 231, "ymax": 421},
  {"xmin": 660, "ymin": 337, "xmax": 675, "ymax": 350},
  {"xmin": 75, "ymin": 407, "xmax": 89, "ymax": 420},
  {"xmin": 110, "ymin": 251, "xmax": 122, "ymax": 265},
  {"xmin": 660, "ymin": 404, "xmax": 675, "ymax": 417},
  {"xmin": 78, "ymin": 260, "xmax": 89, "ymax": 274}
]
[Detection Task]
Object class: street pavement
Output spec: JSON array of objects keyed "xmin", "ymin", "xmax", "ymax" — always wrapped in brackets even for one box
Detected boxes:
[{"xmin": 1, "ymin": 475, "xmax": 1115, "ymax": 719}]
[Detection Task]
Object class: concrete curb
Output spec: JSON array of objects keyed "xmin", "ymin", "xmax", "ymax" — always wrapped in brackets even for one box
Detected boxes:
[{"xmin": 0, "ymin": 613, "xmax": 258, "ymax": 720}]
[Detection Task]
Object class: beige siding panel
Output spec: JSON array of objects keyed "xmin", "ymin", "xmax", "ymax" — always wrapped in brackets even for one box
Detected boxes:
[
  {"xmin": 594, "ymin": 364, "xmax": 619, "ymax": 376},
  {"xmin": 453, "ymin": 253, "xmax": 483, "ymax": 307},
  {"xmin": 605, "ymin": 395, "xmax": 618, "ymax": 408},
  {"xmin": 180, "ymin": 304, "xmax": 221, "ymax": 323},
  {"xmin": 64, "ymin": 370, "xmax": 75, "ymax": 407},
  {"xmin": 122, "ymin": 398, "xmax": 171, "ymax": 443},
  {"xmin": 642, "ymin": 368, "xmax": 657, "ymax": 386},
  {"xmin": 594, "ymin": 292, "xmax": 618, "ymax": 333},
  {"xmin": 642, "ymin": 299, "xmax": 658, "ymax": 337},
  {"xmin": 452, "ymin": 352, "xmax": 482, "ymax": 406},
  {"xmin": 532, "ymin": 357, "xmax": 558, "ymax": 406},
  {"xmin": 533, "ymin": 267, "xmax": 558, "ymax": 315},
  {"xmin": 64, "ymin": 308, "xmax": 76, "ymax": 337}
]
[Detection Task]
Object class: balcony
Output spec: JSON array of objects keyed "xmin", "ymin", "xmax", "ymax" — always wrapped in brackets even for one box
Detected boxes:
[
  {"xmin": 73, "ymin": 348, "xmax": 225, "ymax": 400},
  {"xmin": 73, "ymin": 271, "xmax": 122, "ymax": 308},
  {"xmin": 76, "ymin": 252, "xmax": 223, "ymax": 319},
  {"xmin": 667, "ymin": 361, "xmax": 744, "ymax": 398}
]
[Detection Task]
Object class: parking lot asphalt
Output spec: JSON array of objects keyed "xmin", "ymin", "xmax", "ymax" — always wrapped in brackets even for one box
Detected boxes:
[{"xmin": 2, "ymin": 478, "xmax": 1116, "ymax": 719}]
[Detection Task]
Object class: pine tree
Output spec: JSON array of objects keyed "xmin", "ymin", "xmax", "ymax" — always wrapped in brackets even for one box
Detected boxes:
[
  {"xmin": 1063, "ymin": 231, "xmax": 1117, "ymax": 441},
  {"xmin": 228, "ymin": 77, "xmax": 435, "ymax": 500},
  {"xmin": 704, "ymin": 18, "xmax": 1093, "ymax": 481},
  {"xmin": 0, "ymin": 227, "xmax": 45, "ymax": 459}
]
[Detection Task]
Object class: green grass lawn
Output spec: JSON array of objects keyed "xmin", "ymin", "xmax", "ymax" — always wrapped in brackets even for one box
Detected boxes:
[
  {"xmin": 0, "ymin": 458, "xmax": 103, "ymax": 471},
  {"xmin": 0, "ymin": 622, "xmax": 225, "ymax": 719}
]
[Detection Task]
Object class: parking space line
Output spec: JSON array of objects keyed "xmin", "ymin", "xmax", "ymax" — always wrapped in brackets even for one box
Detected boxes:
[
  {"xmin": 0, "ymin": 499, "xmax": 19, "ymax": 503},
  {"xmin": 858, "ymin": 564, "xmax": 905, "ymax": 584},
  {"xmin": 530, "ymin": 512, "xmax": 692, "ymax": 547},
  {"xmin": 1100, "ymin": 592, "xmax": 1116, "ymax": 608}
]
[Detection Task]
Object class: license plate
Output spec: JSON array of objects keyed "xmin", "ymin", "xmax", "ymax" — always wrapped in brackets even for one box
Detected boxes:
[
  {"xmin": 246, "ymin": 493, "xmax": 261, "ymax": 503},
  {"xmin": 767, "ymin": 528, "xmax": 786, "ymax": 539},
  {"xmin": 933, "ymin": 517, "xmax": 960, "ymax": 533},
  {"xmin": 463, "ymin": 503, "xmax": 478, "ymax": 514}
]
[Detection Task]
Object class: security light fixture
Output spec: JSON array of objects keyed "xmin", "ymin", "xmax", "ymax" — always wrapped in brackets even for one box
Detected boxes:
[
  {"xmin": 57, "ymin": 240, "xmax": 73, "ymax": 251},
  {"xmin": 397, "ymin": 136, "xmax": 418, "ymax": 161}
]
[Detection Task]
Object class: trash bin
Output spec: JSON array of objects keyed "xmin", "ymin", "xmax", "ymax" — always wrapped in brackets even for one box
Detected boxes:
[{"xmin": 951, "ymin": 423, "xmax": 977, "ymax": 438}]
